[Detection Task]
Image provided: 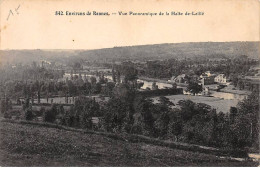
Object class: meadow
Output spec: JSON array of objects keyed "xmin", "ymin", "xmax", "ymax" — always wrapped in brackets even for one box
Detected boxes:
[{"xmin": 0, "ymin": 120, "xmax": 257, "ymax": 166}]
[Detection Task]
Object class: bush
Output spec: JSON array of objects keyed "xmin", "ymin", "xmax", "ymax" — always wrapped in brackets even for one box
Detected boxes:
[
  {"xmin": 25, "ymin": 110, "xmax": 34, "ymax": 121},
  {"xmin": 4, "ymin": 112, "xmax": 11, "ymax": 119},
  {"xmin": 43, "ymin": 110, "xmax": 56, "ymax": 123}
]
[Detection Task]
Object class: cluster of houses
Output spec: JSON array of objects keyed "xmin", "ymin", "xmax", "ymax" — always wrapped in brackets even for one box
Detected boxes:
[
  {"xmin": 170, "ymin": 71, "xmax": 230, "ymax": 87},
  {"xmin": 169, "ymin": 71, "xmax": 231, "ymax": 96}
]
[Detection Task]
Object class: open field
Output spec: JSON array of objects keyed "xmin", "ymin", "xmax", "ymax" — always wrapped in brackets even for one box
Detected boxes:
[
  {"xmin": 220, "ymin": 85, "xmax": 252, "ymax": 95},
  {"xmin": 152, "ymin": 94, "xmax": 241, "ymax": 113},
  {"xmin": 0, "ymin": 121, "xmax": 258, "ymax": 167}
]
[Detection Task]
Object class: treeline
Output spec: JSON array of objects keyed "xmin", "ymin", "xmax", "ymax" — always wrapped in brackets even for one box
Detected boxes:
[
  {"xmin": 0, "ymin": 76, "xmax": 116, "ymax": 101},
  {"xmin": 112, "ymin": 56, "xmax": 258, "ymax": 79},
  {"xmin": 2, "ymin": 84, "xmax": 257, "ymax": 151},
  {"xmin": 0, "ymin": 62, "xmax": 64, "ymax": 83}
]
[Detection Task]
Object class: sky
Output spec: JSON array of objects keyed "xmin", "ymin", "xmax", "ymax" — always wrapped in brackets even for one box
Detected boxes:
[{"xmin": 0, "ymin": 0, "xmax": 259, "ymax": 50}]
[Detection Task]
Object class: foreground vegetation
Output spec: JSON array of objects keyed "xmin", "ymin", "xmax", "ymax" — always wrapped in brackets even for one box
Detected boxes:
[
  {"xmin": 0, "ymin": 121, "xmax": 258, "ymax": 166},
  {"xmin": 2, "ymin": 85, "xmax": 259, "ymax": 153}
]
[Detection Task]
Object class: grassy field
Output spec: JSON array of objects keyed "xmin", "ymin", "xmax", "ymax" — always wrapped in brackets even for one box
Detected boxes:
[
  {"xmin": 153, "ymin": 95, "xmax": 241, "ymax": 113},
  {"xmin": 0, "ymin": 121, "xmax": 258, "ymax": 167}
]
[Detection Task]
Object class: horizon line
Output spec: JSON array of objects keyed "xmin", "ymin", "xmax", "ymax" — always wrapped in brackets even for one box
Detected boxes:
[{"xmin": 1, "ymin": 40, "xmax": 259, "ymax": 51}]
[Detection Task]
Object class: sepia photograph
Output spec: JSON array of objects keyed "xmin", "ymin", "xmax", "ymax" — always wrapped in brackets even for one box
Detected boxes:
[{"xmin": 0, "ymin": 0, "xmax": 259, "ymax": 167}]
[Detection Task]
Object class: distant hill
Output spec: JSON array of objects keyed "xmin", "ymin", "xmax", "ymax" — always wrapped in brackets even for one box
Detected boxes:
[
  {"xmin": 75, "ymin": 41, "xmax": 260, "ymax": 61},
  {"xmin": 1, "ymin": 41, "xmax": 259, "ymax": 65},
  {"xmin": 0, "ymin": 49, "xmax": 81, "ymax": 65}
]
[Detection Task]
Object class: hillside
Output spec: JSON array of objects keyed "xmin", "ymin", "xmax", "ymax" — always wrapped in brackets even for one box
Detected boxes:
[
  {"xmin": 0, "ymin": 41, "xmax": 259, "ymax": 65},
  {"xmin": 76, "ymin": 41, "xmax": 260, "ymax": 61},
  {"xmin": 0, "ymin": 121, "xmax": 258, "ymax": 167}
]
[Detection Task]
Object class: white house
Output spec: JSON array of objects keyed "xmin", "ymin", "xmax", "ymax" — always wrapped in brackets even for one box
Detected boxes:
[{"xmin": 214, "ymin": 74, "xmax": 227, "ymax": 84}]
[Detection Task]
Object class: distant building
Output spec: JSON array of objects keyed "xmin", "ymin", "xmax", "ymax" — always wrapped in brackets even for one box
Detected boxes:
[
  {"xmin": 202, "ymin": 87, "xmax": 210, "ymax": 96},
  {"xmin": 200, "ymin": 76, "xmax": 215, "ymax": 86},
  {"xmin": 214, "ymin": 74, "xmax": 227, "ymax": 84},
  {"xmin": 171, "ymin": 74, "xmax": 188, "ymax": 83},
  {"xmin": 190, "ymin": 75, "xmax": 199, "ymax": 83},
  {"xmin": 200, "ymin": 71, "xmax": 216, "ymax": 86},
  {"xmin": 204, "ymin": 71, "xmax": 212, "ymax": 77}
]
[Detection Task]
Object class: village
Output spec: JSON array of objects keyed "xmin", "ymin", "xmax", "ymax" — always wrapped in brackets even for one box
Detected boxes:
[
  {"xmin": 1, "ymin": 54, "xmax": 259, "ymax": 121},
  {"xmin": 0, "ymin": 46, "xmax": 259, "ymax": 166}
]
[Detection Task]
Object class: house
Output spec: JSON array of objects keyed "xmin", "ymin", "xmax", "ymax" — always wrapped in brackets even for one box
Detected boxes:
[
  {"xmin": 214, "ymin": 74, "xmax": 227, "ymax": 84},
  {"xmin": 202, "ymin": 87, "xmax": 210, "ymax": 96},
  {"xmin": 200, "ymin": 76, "xmax": 215, "ymax": 86},
  {"xmin": 171, "ymin": 74, "xmax": 188, "ymax": 83},
  {"xmin": 204, "ymin": 71, "xmax": 212, "ymax": 77},
  {"xmin": 200, "ymin": 71, "xmax": 216, "ymax": 86},
  {"xmin": 190, "ymin": 75, "xmax": 200, "ymax": 83},
  {"xmin": 201, "ymin": 71, "xmax": 216, "ymax": 78}
]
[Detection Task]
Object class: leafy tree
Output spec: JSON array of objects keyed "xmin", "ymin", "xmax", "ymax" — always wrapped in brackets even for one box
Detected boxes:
[
  {"xmin": 211, "ymin": 112, "xmax": 230, "ymax": 147},
  {"xmin": 229, "ymin": 106, "xmax": 238, "ymax": 123},
  {"xmin": 178, "ymin": 100, "xmax": 196, "ymax": 121},
  {"xmin": 0, "ymin": 99, "xmax": 11, "ymax": 114},
  {"xmin": 124, "ymin": 66, "xmax": 138, "ymax": 83},
  {"xmin": 102, "ymin": 98, "xmax": 130, "ymax": 132},
  {"xmin": 168, "ymin": 110, "xmax": 183, "ymax": 141},
  {"xmin": 23, "ymin": 98, "xmax": 30, "ymax": 111},
  {"xmin": 152, "ymin": 82, "xmax": 158, "ymax": 90},
  {"xmin": 101, "ymin": 82, "xmax": 115, "ymax": 97},
  {"xmin": 231, "ymin": 90, "xmax": 259, "ymax": 150},
  {"xmin": 44, "ymin": 104, "xmax": 58, "ymax": 123},
  {"xmin": 237, "ymin": 80, "xmax": 244, "ymax": 90},
  {"xmin": 186, "ymin": 82, "xmax": 202, "ymax": 95},
  {"xmin": 154, "ymin": 111, "xmax": 170, "ymax": 138},
  {"xmin": 133, "ymin": 97, "xmax": 155, "ymax": 136},
  {"xmin": 92, "ymin": 82, "xmax": 102, "ymax": 94},
  {"xmin": 25, "ymin": 109, "xmax": 34, "ymax": 121},
  {"xmin": 90, "ymin": 76, "xmax": 97, "ymax": 85},
  {"xmin": 153, "ymin": 97, "xmax": 174, "ymax": 137},
  {"xmin": 137, "ymin": 82, "xmax": 144, "ymax": 89}
]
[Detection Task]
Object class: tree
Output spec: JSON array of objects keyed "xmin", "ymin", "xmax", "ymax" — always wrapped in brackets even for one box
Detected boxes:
[
  {"xmin": 0, "ymin": 100, "xmax": 6, "ymax": 114},
  {"xmin": 124, "ymin": 66, "xmax": 138, "ymax": 84},
  {"xmin": 63, "ymin": 96, "xmax": 102, "ymax": 129},
  {"xmin": 229, "ymin": 106, "xmax": 238, "ymax": 123},
  {"xmin": 102, "ymin": 98, "xmax": 130, "ymax": 132},
  {"xmin": 168, "ymin": 109, "xmax": 183, "ymax": 141},
  {"xmin": 44, "ymin": 104, "xmax": 58, "ymax": 123},
  {"xmin": 154, "ymin": 111, "xmax": 170, "ymax": 138},
  {"xmin": 229, "ymin": 74, "xmax": 238, "ymax": 87},
  {"xmin": 90, "ymin": 76, "xmax": 97, "ymax": 85},
  {"xmin": 152, "ymin": 82, "xmax": 158, "ymax": 90},
  {"xmin": 0, "ymin": 98, "xmax": 12, "ymax": 117},
  {"xmin": 178, "ymin": 100, "xmax": 196, "ymax": 121},
  {"xmin": 186, "ymin": 82, "xmax": 202, "ymax": 95},
  {"xmin": 25, "ymin": 109, "xmax": 34, "ymax": 121},
  {"xmin": 153, "ymin": 97, "xmax": 174, "ymax": 136},
  {"xmin": 92, "ymin": 82, "xmax": 102, "ymax": 94},
  {"xmin": 102, "ymin": 82, "xmax": 115, "ymax": 96},
  {"xmin": 231, "ymin": 90, "xmax": 259, "ymax": 150},
  {"xmin": 112, "ymin": 66, "xmax": 116, "ymax": 83},
  {"xmin": 237, "ymin": 80, "xmax": 244, "ymax": 90},
  {"xmin": 137, "ymin": 82, "xmax": 144, "ymax": 89},
  {"xmin": 23, "ymin": 98, "xmax": 30, "ymax": 111},
  {"xmin": 133, "ymin": 97, "xmax": 155, "ymax": 136}
]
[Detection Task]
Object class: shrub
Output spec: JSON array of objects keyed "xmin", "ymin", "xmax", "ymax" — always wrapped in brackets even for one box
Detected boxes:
[
  {"xmin": 43, "ymin": 110, "xmax": 56, "ymax": 123},
  {"xmin": 25, "ymin": 110, "xmax": 34, "ymax": 121}
]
